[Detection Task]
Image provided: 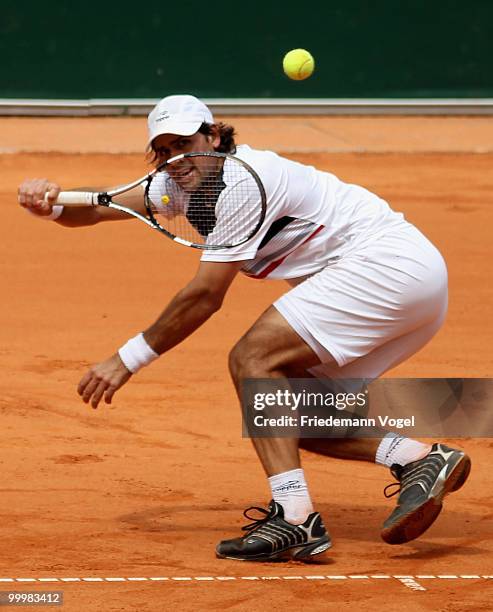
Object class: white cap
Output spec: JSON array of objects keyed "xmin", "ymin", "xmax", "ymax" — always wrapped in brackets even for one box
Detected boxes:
[{"xmin": 147, "ymin": 95, "xmax": 214, "ymax": 145}]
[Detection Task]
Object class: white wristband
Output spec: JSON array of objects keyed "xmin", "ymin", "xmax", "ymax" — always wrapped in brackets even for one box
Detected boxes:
[
  {"xmin": 118, "ymin": 332, "xmax": 159, "ymax": 374},
  {"xmin": 25, "ymin": 205, "xmax": 64, "ymax": 221}
]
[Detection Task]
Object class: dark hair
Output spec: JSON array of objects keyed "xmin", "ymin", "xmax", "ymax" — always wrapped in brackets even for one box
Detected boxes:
[
  {"xmin": 147, "ymin": 121, "xmax": 237, "ymax": 165},
  {"xmin": 198, "ymin": 122, "xmax": 237, "ymax": 154}
]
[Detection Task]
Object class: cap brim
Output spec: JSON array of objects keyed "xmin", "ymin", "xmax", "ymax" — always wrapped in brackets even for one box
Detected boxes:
[{"xmin": 148, "ymin": 119, "xmax": 203, "ymax": 146}]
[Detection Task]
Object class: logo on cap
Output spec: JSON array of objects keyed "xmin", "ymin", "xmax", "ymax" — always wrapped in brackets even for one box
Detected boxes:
[{"xmin": 156, "ymin": 111, "xmax": 171, "ymax": 122}]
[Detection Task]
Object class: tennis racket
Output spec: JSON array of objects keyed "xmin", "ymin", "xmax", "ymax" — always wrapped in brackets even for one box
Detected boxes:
[{"xmin": 48, "ymin": 152, "xmax": 267, "ymax": 250}]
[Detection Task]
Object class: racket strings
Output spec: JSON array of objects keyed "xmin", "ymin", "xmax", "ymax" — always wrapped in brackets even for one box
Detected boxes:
[
  {"xmin": 185, "ymin": 170, "xmax": 225, "ymax": 237},
  {"xmin": 146, "ymin": 155, "xmax": 265, "ymax": 247}
]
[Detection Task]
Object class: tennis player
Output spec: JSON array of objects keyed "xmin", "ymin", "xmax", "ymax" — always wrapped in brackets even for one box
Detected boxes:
[{"xmin": 18, "ymin": 95, "xmax": 471, "ymax": 561}]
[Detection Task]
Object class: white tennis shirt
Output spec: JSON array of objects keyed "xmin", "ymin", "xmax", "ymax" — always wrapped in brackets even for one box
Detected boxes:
[{"xmin": 150, "ymin": 144, "xmax": 408, "ymax": 280}]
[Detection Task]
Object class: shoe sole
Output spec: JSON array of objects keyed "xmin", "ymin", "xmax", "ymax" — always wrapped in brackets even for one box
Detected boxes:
[
  {"xmin": 381, "ymin": 452, "xmax": 471, "ymax": 545},
  {"xmin": 216, "ymin": 535, "xmax": 332, "ymax": 561}
]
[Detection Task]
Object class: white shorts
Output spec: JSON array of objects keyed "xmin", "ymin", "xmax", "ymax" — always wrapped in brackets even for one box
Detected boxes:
[{"xmin": 274, "ymin": 224, "xmax": 448, "ymax": 379}]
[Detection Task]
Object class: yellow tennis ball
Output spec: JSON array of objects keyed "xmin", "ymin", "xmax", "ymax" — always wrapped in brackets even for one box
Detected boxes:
[
  {"xmin": 282, "ymin": 49, "xmax": 315, "ymax": 81},
  {"xmin": 161, "ymin": 195, "xmax": 170, "ymax": 205}
]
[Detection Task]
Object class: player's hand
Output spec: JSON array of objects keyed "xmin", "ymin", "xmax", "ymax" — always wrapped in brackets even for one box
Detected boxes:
[
  {"xmin": 77, "ymin": 353, "xmax": 132, "ymax": 409},
  {"xmin": 17, "ymin": 178, "xmax": 61, "ymax": 217}
]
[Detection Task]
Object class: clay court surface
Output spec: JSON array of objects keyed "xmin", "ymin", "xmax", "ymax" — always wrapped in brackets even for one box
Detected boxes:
[{"xmin": 1, "ymin": 116, "xmax": 492, "ymax": 610}]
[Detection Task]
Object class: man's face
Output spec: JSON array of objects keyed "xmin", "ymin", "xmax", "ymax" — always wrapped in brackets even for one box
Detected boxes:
[{"xmin": 152, "ymin": 130, "xmax": 220, "ymax": 192}]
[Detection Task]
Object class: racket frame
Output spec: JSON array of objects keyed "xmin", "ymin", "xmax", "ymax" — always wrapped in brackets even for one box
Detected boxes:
[{"xmin": 145, "ymin": 152, "xmax": 267, "ymax": 250}]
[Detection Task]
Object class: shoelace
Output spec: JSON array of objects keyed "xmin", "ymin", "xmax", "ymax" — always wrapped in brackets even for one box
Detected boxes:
[
  {"xmin": 383, "ymin": 465, "xmax": 404, "ymax": 498},
  {"xmin": 383, "ymin": 455, "xmax": 444, "ymax": 499},
  {"xmin": 383, "ymin": 482, "xmax": 401, "ymax": 498},
  {"xmin": 241, "ymin": 505, "xmax": 276, "ymax": 532}
]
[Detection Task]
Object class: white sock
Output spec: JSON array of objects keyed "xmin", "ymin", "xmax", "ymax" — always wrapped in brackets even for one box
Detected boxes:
[
  {"xmin": 268, "ymin": 468, "xmax": 314, "ymax": 525},
  {"xmin": 375, "ymin": 433, "xmax": 432, "ymax": 468}
]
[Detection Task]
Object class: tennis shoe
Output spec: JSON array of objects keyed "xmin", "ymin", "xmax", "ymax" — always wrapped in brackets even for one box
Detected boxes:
[
  {"xmin": 381, "ymin": 443, "xmax": 471, "ymax": 544},
  {"xmin": 216, "ymin": 501, "xmax": 331, "ymax": 561}
]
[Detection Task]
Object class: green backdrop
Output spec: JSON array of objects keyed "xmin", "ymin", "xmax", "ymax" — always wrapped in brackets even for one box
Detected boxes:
[{"xmin": 2, "ymin": 0, "xmax": 492, "ymax": 99}]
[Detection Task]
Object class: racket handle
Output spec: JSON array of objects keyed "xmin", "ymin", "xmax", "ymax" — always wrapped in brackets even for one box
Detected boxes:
[{"xmin": 45, "ymin": 191, "xmax": 99, "ymax": 206}]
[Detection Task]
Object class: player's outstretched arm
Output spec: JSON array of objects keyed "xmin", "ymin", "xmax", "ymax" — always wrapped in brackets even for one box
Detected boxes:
[
  {"xmin": 77, "ymin": 260, "xmax": 245, "ymax": 408},
  {"xmin": 143, "ymin": 260, "xmax": 244, "ymax": 354},
  {"xmin": 17, "ymin": 178, "xmax": 146, "ymax": 226}
]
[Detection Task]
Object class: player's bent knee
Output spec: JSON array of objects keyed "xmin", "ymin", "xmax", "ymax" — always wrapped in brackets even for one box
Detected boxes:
[
  {"xmin": 228, "ymin": 341, "xmax": 255, "ymax": 379},
  {"xmin": 228, "ymin": 337, "xmax": 270, "ymax": 380}
]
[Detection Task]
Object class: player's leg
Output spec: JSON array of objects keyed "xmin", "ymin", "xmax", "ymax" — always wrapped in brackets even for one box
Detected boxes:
[
  {"xmin": 217, "ymin": 306, "xmax": 334, "ymax": 560},
  {"xmin": 228, "ymin": 304, "xmax": 327, "ymax": 477},
  {"xmin": 291, "ymin": 231, "xmax": 470, "ymax": 545},
  {"xmin": 295, "ymin": 330, "xmax": 472, "ymax": 544}
]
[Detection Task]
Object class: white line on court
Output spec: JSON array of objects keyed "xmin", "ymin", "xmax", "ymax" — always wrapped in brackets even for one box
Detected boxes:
[
  {"xmin": 394, "ymin": 577, "xmax": 426, "ymax": 592},
  {"xmin": 0, "ymin": 574, "xmax": 488, "ymax": 592}
]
